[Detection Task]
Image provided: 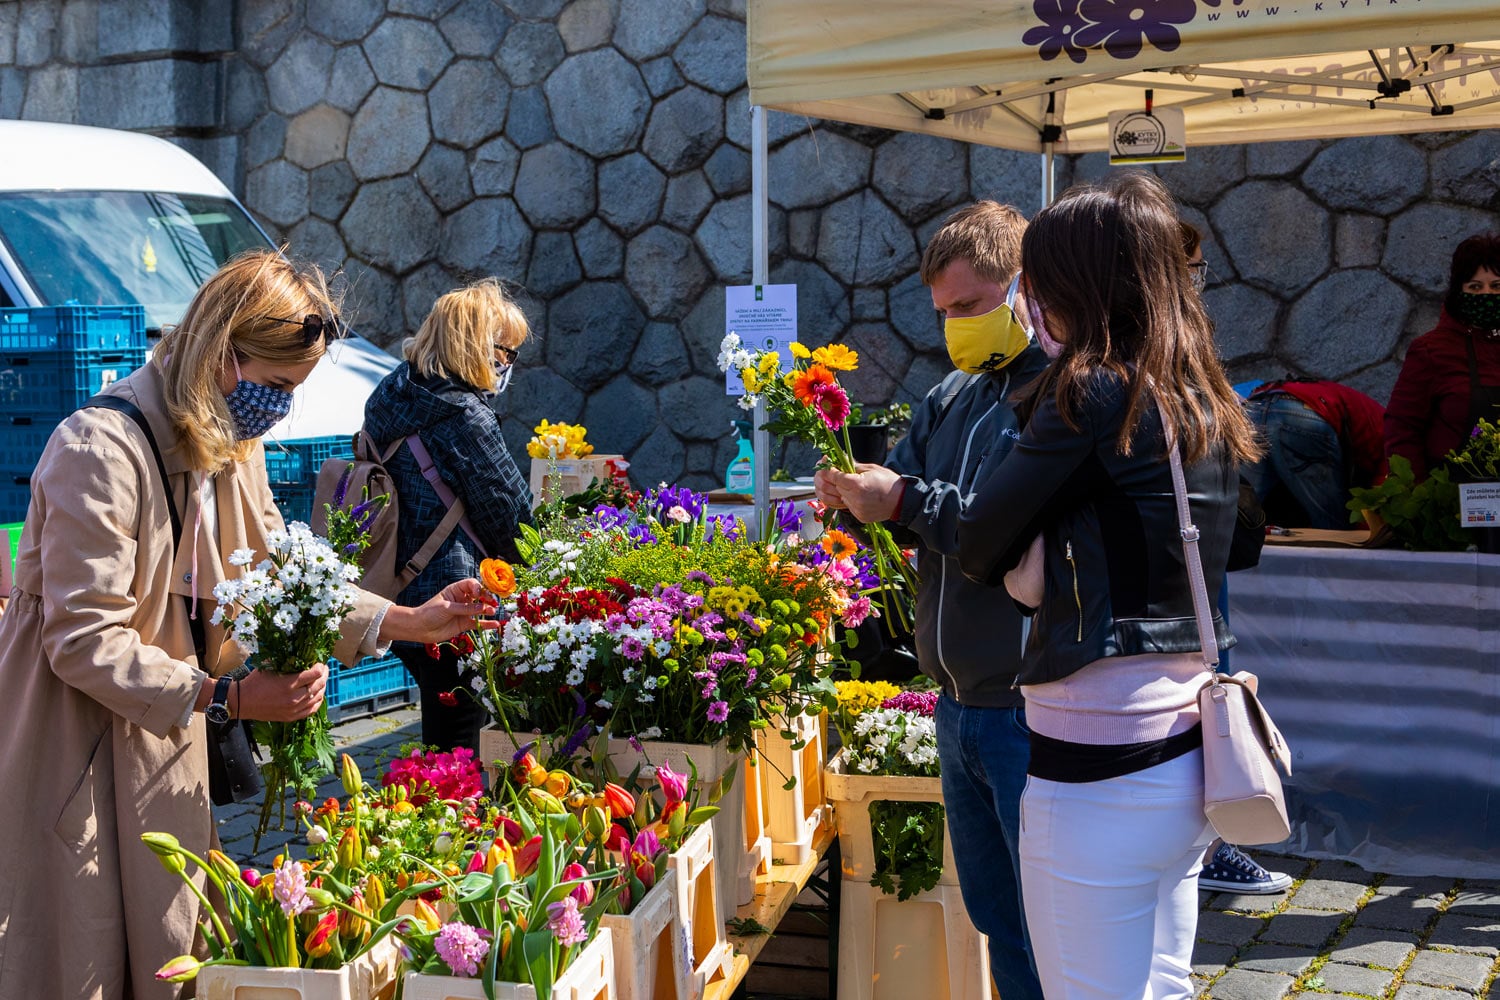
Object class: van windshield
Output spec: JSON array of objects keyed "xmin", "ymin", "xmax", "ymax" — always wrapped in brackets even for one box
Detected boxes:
[{"xmin": 0, "ymin": 190, "xmax": 271, "ymax": 329}]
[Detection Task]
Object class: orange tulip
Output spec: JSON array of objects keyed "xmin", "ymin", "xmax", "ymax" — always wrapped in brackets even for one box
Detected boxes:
[
  {"xmin": 602, "ymin": 782, "xmax": 635, "ymax": 820},
  {"xmin": 303, "ymin": 911, "xmax": 339, "ymax": 958}
]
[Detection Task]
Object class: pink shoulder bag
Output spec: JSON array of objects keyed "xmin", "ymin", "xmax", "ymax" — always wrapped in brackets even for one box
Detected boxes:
[{"xmin": 1168, "ymin": 441, "xmax": 1294, "ymax": 845}]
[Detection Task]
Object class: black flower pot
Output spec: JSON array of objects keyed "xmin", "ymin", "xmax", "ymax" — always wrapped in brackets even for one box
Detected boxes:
[{"xmin": 845, "ymin": 423, "xmax": 891, "ymax": 465}]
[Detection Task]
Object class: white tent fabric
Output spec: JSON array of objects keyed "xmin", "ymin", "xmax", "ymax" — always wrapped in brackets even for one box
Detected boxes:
[
  {"xmin": 264, "ymin": 334, "xmax": 397, "ymax": 442},
  {"xmin": 747, "ymin": 0, "xmax": 1500, "ymax": 151}
]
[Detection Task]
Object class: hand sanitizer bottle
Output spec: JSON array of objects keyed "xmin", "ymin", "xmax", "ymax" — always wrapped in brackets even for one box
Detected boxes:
[{"xmin": 725, "ymin": 420, "xmax": 754, "ymax": 493}]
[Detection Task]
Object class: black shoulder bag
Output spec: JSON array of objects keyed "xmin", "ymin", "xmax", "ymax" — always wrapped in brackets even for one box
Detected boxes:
[{"xmin": 85, "ymin": 396, "xmax": 263, "ymax": 805}]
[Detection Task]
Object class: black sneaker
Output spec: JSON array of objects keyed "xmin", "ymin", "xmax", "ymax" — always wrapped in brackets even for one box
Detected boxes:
[{"xmin": 1199, "ymin": 843, "xmax": 1292, "ymax": 894}]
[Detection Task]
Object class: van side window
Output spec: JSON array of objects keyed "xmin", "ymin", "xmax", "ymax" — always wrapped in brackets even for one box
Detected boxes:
[{"xmin": 0, "ymin": 283, "xmax": 11, "ymax": 307}]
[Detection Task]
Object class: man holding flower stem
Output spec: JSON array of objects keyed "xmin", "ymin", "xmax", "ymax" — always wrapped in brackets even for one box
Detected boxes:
[{"xmin": 815, "ymin": 201, "xmax": 1048, "ymax": 1000}]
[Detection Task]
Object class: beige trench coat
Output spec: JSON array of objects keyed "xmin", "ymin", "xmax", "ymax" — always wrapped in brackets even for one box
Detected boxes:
[{"xmin": 0, "ymin": 362, "xmax": 383, "ymax": 999}]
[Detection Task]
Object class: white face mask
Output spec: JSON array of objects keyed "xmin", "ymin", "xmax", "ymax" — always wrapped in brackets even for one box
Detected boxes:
[{"xmin": 491, "ymin": 363, "xmax": 514, "ymax": 396}]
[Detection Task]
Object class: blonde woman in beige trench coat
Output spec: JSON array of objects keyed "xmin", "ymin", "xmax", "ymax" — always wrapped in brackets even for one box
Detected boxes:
[{"xmin": 0, "ymin": 251, "xmax": 499, "ymax": 1000}]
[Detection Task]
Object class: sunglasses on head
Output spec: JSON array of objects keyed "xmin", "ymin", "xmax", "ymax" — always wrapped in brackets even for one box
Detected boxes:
[{"xmin": 267, "ymin": 313, "xmax": 345, "ymax": 347}]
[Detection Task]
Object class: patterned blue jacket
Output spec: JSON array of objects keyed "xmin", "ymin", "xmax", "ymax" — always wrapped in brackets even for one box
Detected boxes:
[{"xmin": 363, "ymin": 362, "xmax": 532, "ymax": 607}]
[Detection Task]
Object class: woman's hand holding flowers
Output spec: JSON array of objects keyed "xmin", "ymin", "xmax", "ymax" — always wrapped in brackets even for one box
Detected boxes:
[
  {"xmin": 236, "ymin": 663, "xmax": 329, "ymax": 722},
  {"xmin": 380, "ymin": 578, "xmax": 500, "ymax": 645}
]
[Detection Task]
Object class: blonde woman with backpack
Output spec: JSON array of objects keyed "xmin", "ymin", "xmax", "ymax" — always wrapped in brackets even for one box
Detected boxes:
[
  {"xmin": 361, "ymin": 278, "xmax": 533, "ymax": 757},
  {"xmin": 0, "ymin": 250, "xmax": 500, "ymax": 1000}
]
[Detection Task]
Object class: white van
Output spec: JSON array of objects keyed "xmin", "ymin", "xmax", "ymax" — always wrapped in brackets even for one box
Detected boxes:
[{"xmin": 0, "ymin": 119, "xmax": 395, "ymax": 439}]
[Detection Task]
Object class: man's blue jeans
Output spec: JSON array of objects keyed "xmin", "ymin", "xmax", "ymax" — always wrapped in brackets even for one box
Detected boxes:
[
  {"xmin": 1243, "ymin": 393, "xmax": 1350, "ymax": 530},
  {"xmin": 934, "ymin": 695, "xmax": 1044, "ymax": 1000}
]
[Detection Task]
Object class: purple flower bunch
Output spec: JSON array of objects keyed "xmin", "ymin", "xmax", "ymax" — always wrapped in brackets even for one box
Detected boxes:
[
  {"xmin": 881, "ymin": 690, "xmax": 939, "ymax": 717},
  {"xmin": 645, "ymin": 484, "xmax": 707, "ymax": 523}
]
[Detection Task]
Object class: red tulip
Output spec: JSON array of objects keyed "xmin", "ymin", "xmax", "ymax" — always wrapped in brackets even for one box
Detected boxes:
[
  {"xmin": 303, "ymin": 910, "xmax": 339, "ymax": 958},
  {"xmin": 602, "ymin": 782, "xmax": 635, "ymax": 820},
  {"xmin": 513, "ymin": 835, "xmax": 543, "ymax": 876}
]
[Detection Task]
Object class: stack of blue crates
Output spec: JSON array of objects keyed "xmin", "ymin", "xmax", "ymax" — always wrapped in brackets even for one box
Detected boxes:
[
  {"xmin": 263, "ymin": 435, "xmax": 355, "ymax": 525},
  {"xmin": 327, "ymin": 652, "xmax": 418, "ymax": 723},
  {"xmin": 0, "ymin": 305, "xmax": 149, "ymax": 521}
]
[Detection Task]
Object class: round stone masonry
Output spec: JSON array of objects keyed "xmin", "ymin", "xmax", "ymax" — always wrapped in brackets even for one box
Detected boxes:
[
  {"xmin": 545, "ymin": 48, "xmax": 650, "ymax": 157},
  {"xmin": 642, "ymin": 85, "xmax": 724, "ymax": 173},
  {"xmin": 266, "ymin": 34, "xmax": 333, "ymax": 117},
  {"xmin": 363, "ymin": 17, "xmax": 453, "ymax": 90},
  {"xmin": 496, "ymin": 20, "xmax": 564, "ymax": 87},
  {"xmin": 346, "ymin": 86, "xmax": 430, "ymax": 180},
  {"xmin": 873, "ymin": 131, "xmax": 968, "ymax": 224},
  {"xmin": 545, "ymin": 282, "xmax": 648, "ymax": 392},
  {"xmin": 1211, "ymin": 181, "xmax": 1332, "ymax": 297},
  {"xmin": 625, "ymin": 225, "xmax": 711, "ymax": 320},
  {"xmin": 428, "ymin": 59, "xmax": 509, "ymax": 148},
  {"xmin": 1303, "ymin": 135, "xmax": 1427, "ymax": 214},
  {"xmin": 1281, "ymin": 269, "xmax": 1411, "ymax": 379},
  {"xmin": 597, "ymin": 153, "xmax": 668, "ymax": 235},
  {"xmin": 514, "ymin": 141, "xmax": 596, "ymax": 227},
  {"xmin": 440, "ymin": 197, "xmax": 533, "ymax": 279},
  {"xmin": 614, "ymin": 0, "xmax": 705, "ymax": 61},
  {"xmin": 341, "ymin": 175, "xmax": 441, "ymax": 275}
]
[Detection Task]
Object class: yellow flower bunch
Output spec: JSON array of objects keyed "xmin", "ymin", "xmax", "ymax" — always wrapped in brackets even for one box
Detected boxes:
[
  {"xmin": 835, "ymin": 679, "xmax": 902, "ymax": 718},
  {"xmin": 526, "ymin": 419, "xmax": 594, "ymax": 459}
]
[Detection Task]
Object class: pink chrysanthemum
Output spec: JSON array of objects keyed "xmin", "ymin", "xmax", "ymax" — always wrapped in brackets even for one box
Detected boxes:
[
  {"xmin": 841, "ymin": 595, "xmax": 876, "ymax": 629},
  {"xmin": 434, "ymin": 922, "xmax": 491, "ymax": 977}
]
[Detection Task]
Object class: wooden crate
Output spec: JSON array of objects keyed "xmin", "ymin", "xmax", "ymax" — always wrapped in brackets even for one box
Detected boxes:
[
  {"xmin": 403, "ymin": 926, "xmax": 614, "ymax": 1000},
  {"xmin": 528, "ymin": 455, "xmax": 626, "ymax": 506},
  {"xmin": 600, "ymin": 869, "xmax": 692, "ymax": 1000},
  {"xmin": 756, "ymin": 711, "xmax": 830, "ymax": 865},
  {"xmin": 822, "ymin": 751, "xmax": 958, "ymax": 886},
  {"xmin": 835, "ymin": 880, "xmax": 989, "ymax": 1000},
  {"xmin": 195, "ymin": 940, "xmax": 400, "ymax": 1000},
  {"xmin": 741, "ymin": 741, "xmax": 773, "ymax": 901},
  {"xmin": 666, "ymin": 823, "xmax": 734, "ymax": 998}
]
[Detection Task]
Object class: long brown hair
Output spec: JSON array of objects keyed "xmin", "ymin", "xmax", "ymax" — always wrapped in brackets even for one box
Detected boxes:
[{"xmin": 1020, "ymin": 172, "xmax": 1259, "ymax": 465}]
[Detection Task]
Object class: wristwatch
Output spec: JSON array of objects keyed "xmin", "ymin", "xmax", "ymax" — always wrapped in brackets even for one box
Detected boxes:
[{"xmin": 206, "ymin": 675, "xmax": 233, "ymax": 725}]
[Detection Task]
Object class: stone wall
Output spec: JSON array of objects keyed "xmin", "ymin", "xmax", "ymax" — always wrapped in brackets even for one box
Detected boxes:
[{"xmin": 3, "ymin": 0, "xmax": 1499, "ymax": 489}]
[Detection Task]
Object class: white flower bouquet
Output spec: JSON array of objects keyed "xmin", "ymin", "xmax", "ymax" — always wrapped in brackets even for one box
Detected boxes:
[{"xmin": 213, "ymin": 522, "xmax": 362, "ymax": 840}]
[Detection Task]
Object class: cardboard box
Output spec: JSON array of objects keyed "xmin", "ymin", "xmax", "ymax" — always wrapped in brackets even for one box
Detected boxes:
[{"xmin": 528, "ymin": 454, "xmax": 628, "ymax": 506}]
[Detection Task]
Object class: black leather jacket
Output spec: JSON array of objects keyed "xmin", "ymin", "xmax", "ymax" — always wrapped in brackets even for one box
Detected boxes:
[{"xmin": 957, "ymin": 373, "xmax": 1237, "ymax": 687}]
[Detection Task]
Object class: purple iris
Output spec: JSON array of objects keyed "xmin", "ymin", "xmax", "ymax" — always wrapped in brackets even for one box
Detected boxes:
[
  {"xmin": 648, "ymin": 484, "xmax": 707, "ymax": 522},
  {"xmin": 626, "ymin": 524, "xmax": 658, "ymax": 547},
  {"xmin": 773, "ymin": 500, "xmax": 804, "ymax": 536},
  {"xmin": 706, "ymin": 514, "xmax": 745, "ymax": 542},
  {"xmin": 592, "ymin": 504, "xmax": 631, "ymax": 530}
]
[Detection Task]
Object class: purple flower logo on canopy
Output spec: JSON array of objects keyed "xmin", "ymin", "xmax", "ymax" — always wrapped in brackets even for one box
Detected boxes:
[
  {"xmin": 1022, "ymin": 0, "xmax": 1090, "ymax": 63},
  {"xmin": 1024, "ymin": 0, "xmax": 1198, "ymax": 64},
  {"xmin": 1073, "ymin": 0, "xmax": 1196, "ymax": 59}
]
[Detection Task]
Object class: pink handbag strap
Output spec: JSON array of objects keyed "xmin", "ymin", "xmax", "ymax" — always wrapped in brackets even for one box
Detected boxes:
[
  {"xmin": 405, "ymin": 433, "xmax": 489, "ymax": 557},
  {"xmin": 1166, "ymin": 439, "xmax": 1222, "ymax": 675}
]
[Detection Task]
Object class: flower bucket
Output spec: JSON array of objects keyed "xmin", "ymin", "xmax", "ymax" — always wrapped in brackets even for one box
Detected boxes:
[
  {"xmin": 599, "ymin": 868, "xmax": 692, "ymax": 1000},
  {"xmin": 836, "ymin": 880, "xmax": 991, "ymax": 1000},
  {"xmin": 195, "ymin": 941, "xmax": 400, "ymax": 1000},
  {"xmin": 402, "ymin": 926, "xmax": 615, "ymax": 1000},
  {"xmin": 755, "ymin": 710, "xmax": 830, "ymax": 865},
  {"xmin": 665, "ymin": 824, "xmax": 733, "ymax": 998},
  {"xmin": 479, "ymin": 725, "xmax": 543, "ymax": 789},
  {"xmin": 824, "ymin": 749, "xmax": 958, "ymax": 886},
  {"xmin": 603, "ymin": 735, "xmax": 748, "ymax": 916},
  {"xmin": 528, "ymin": 455, "xmax": 627, "ymax": 507}
]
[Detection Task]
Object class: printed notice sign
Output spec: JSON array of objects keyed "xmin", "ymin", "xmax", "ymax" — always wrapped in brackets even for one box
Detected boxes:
[
  {"xmin": 725, "ymin": 283, "xmax": 797, "ymax": 396},
  {"xmin": 1108, "ymin": 108, "xmax": 1186, "ymax": 165},
  {"xmin": 1459, "ymin": 482, "xmax": 1500, "ymax": 527}
]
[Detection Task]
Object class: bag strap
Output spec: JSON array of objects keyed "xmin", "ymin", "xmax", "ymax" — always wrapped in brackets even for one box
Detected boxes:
[
  {"xmin": 1166, "ymin": 438, "xmax": 1221, "ymax": 675},
  {"xmin": 405, "ymin": 433, "xmax": 488, "ymax": 556},
  {"xmin": 84, "ymin": 395, "xmax": 206, "ymax": 665}
]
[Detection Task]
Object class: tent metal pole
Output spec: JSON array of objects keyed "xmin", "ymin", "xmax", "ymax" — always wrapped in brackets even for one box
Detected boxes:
[
  {"xmin": 1042, "ymin": 143, "xmax": 1056, "ymax": 206},
  {"xmin": 751, "ymin": 104, "xmax": 771, "ymax": 536}
]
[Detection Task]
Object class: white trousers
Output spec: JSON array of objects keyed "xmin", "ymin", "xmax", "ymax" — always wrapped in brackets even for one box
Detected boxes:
[{"xmin": 1019, "ymin": 749, "xmax": 1215, "ymax": 1000}]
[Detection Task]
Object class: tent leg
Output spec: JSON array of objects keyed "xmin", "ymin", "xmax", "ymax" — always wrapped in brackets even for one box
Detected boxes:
[
  {"xmin": 751, "ymin": 105, "xmax": 771, "ymax": 535},
  {"xmin": 1042, "ymin": 143, "xmax": 1056, "ymax": 207}
]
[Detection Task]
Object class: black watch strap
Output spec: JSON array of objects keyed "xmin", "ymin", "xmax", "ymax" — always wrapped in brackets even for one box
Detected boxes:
[{"xmin": 206, "ymin": 674, "xmax": 232, "ymax": 724}]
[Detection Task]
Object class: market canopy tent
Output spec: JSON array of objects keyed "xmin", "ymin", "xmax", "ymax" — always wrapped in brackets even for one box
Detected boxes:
[{"xmin": 746, "ymin": 0, "xmax": 1500, "ymax": 151}]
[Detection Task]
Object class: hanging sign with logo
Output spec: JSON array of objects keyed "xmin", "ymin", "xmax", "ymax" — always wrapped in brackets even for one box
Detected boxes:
[
  {"xmin": 1108, "ymin": 106, "xmax": 1186, "ymax": 165},
  {"xmin": 724, "ymin": 283, "xmax": 797, "ymax": 395}
]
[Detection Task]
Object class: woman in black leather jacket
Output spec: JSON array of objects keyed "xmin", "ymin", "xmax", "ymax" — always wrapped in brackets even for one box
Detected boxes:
[{"xmin": 957, "ymin": 172, "xmax": 1262, "ymax": 1000}]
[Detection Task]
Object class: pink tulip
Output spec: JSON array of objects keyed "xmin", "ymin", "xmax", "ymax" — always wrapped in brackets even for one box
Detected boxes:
[
  {"xmin": 655, "ymin": 761, "xmax": 688, "ymax": 805},
  {"xmin": 561, "ymin": 862, "xmax": 595, "ymax": 906}
]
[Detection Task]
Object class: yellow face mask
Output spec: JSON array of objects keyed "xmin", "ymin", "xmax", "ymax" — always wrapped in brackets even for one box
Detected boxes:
[{"xmin": 943, "ymin": 275, "xmax": 1032, "ymax": 374}]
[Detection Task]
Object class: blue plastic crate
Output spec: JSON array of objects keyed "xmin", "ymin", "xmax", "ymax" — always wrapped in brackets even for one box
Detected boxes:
[
  {"xmin": 0, "ymin": 420, "xmax": 54, "ymax": 475},
  {"xmin": 0, "ymin": 480, "xmax": 30, "ymax": 522},
  {"xmin": 0, "ymin": 347, "xmax": 147, "ymax": 417},
  {"xmin": 327, "ymin": 653, "xmax": 417, "ymax": 723},
  {"xmin": 263, "ymin": 435, "xmax": 355, "ymax": 487},
  {"xmin": 270, "ymin": 482, "xmax": 317, "ymax": 525},
  {"xmin": 0, "ymin": 305, "xmax": 148, "ymax": 352}
]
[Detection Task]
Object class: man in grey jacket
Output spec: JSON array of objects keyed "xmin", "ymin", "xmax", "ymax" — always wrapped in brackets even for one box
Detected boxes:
[{"xmin": 816, "ymin": 201, "xmax": 1047, "ymax": 1000}]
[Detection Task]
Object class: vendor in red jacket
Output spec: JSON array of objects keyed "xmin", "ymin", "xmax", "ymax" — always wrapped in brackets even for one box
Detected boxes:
[{"xmin": 1385, "ymin": 233, "xmax": 1500, "ymax": 480}]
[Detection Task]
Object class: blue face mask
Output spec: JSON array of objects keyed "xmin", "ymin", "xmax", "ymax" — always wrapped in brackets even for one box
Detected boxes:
[{"xmin": 226, "ymin": 354, "xmax": 294, "ymax": 440}]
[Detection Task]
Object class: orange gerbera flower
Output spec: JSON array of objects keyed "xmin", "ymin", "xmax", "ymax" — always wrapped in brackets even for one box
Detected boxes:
[
  {"xmin": 790, "ymin": 364, "xmax": 837, "ymax": 405},
  {"xmin": 811, "ymin": 344, "xmax": 858, "ymax": 372},
  {"xmin": 479, "ymin": 558, "xmax": 517, "ymax": 597},
  {"xmin": 820, "ymin": 529, "xmax": 857, "ymax": 561}
]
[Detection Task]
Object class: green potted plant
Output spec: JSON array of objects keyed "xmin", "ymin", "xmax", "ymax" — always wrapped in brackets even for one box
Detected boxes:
[{"xmin": 843, "ymin": 401, "xmax": 912, "ymax": 465}]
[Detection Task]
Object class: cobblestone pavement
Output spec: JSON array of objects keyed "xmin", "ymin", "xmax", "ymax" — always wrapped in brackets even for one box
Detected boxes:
[{"xmin": 214, "ymin": 709, "xmax": 1500, "ymax": 1000}]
